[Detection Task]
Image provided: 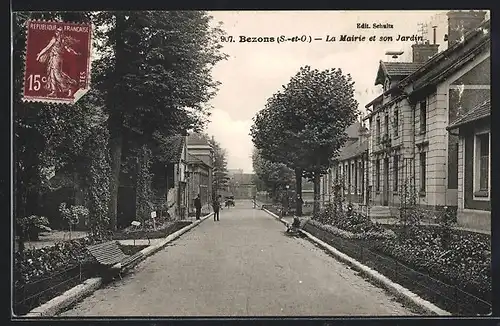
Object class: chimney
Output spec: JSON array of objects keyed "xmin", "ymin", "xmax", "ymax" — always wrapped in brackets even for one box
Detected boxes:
[
  {"xmin": 411, "ymin": 43, "xmax": 440, "ymax": 63},
  {"xmin": 446, "ymin": 10, "xmax": 487, "ymax": 47},
  {"xmin": 358, "ymin": 121, "xmax": 369, "ymax": 142}
]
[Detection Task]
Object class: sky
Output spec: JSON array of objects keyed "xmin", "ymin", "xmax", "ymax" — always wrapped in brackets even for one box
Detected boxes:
[{"xmin": 204, "ymin": 10, "xmax": 452, "ymax": 173}]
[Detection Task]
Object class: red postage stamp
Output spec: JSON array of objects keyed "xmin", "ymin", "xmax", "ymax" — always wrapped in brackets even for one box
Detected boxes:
[{"xmin": 22, "ymin": 20, "xmax": 92, "ymax": 104}]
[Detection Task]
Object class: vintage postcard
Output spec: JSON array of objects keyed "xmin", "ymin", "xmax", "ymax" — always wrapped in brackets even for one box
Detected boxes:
[
  {"xmin": 22, "ymin": 20, "xmax": 92, "ymax": 104},
  {"xmin": 12, "ymin": 10, "xmax": 491, "ymax": 319}
]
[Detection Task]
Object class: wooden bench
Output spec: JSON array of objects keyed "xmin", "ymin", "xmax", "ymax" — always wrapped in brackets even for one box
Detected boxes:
[{"xmin": 86, "ymin": 241, "xmax": 144, "ymax": 279}]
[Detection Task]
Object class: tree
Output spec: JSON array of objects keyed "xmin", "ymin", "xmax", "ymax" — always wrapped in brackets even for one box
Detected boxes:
[
  {"xmin": 91, "ymin": 11, "xmax": 228, "ymax": 229},
  {"xmin": 251, "ymin": 92, "xmax": 305, "ymax": 214},
  {"xmin": 13, "ymin": 12, "xmax": 102, "ymax": 252},
  {"xmin": 252, "ymin": 148, "xmax": 294, "ymax": 200},
  {"xmin": 252, "ymin": 66, "xmax": 359, "ymax": 216},
  {"xmin": 209, "ymin": 136, "xmax": 230, "ymax": 196}
]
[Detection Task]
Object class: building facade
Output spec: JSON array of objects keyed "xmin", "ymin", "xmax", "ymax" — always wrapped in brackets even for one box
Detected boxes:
[
  {"xmin": 322, "ymin": 122, "xmax": 370, "ymax": 210},
  {"xmin": 187, "ymin": 133, "xmax": 214, "ymax": 215},
  {"xmin": 362, "ymin": 11, "xmax": 490, "ymax": 231},
  {"xmin": 162, "ymin": 134, "xmax": 189, "ymax": 220},
  {"xmin": 447, "ymin": 100, "xmax": 490, "ymax": 231}
]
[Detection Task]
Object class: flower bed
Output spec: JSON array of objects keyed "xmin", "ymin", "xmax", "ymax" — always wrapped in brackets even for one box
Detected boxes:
[
  {"xmin": 313, "ymin": 204, "xmax": 394, "ymax": 239},
  {"xmin": 14, "ymin": 236, "xmax": 102, "ymax": 316},
  {"xmin": 372, "ymin": 225, "xmax": 491, "ymax": 303},
  {"xmin": 306, "ymin": 219, "xmax": 395, "ymax": 240},
  {"xmin": 112, "ymin": 221, "xmax": 191, "ymax": 240},
  {"xmin": 302, "ymin": 218, "xmax": 491, "ymax": 315}
]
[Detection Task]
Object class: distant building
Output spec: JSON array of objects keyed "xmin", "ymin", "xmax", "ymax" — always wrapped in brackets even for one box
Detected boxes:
[
  {"xmin": 159, "ymin": 134, "xmax": 189, "ymax": 220},
  {"xmin": 227, "ymin": 171, "xmax": 256, "ymax": 199},
  {"xmin": 187, "ymin": 133, "xmax": 214, "ymax": 214}
]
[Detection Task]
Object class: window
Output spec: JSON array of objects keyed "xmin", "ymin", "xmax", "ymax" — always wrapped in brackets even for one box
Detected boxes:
[
  {"xmin": 351, "ymin": 162, "xmax": 355, "ymax": 193},
  {"xmin": 376, "ymin": 159, "xmax": 381, "ymax": 192},
  {"xmin": 419, "ymin": 100, "xmax": 427, "ymax": 134},
  {"xmin": 419, "ymin": 152, "xmax": 426, "ymax": 195},
  {"xmin": 393, "ymin": 109, "xmax": 399, "ymax": 137},
  {"xmin": 474, "ymin": 133, "xmax": 490, "ymax": 197},
  {"xmin": 384, "ymin": 114, "xmax": 389, "ymax": 138},
  {"xmin": 393, "ymin": 155, "xmax": 399, "ymax": 192},
  {"xmin": 376, "ymin": 118, "xmax": 381, "ymax": 144},
  {"xmin": 358, "ymin": 161, "xmax": 363, "ymax": 195}
]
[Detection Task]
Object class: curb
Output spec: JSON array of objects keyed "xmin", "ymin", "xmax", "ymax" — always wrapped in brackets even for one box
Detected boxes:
[
  {"xmin": 262, "ymin": 208, "xmax": 451, "ymax": 316},
  {"xmin": 23, "ymin": 212, "xmax": 213, "ymax": 318},
  {"xmin": 25, "ymin": 278, "xmax": 102, "ymax": 317}
]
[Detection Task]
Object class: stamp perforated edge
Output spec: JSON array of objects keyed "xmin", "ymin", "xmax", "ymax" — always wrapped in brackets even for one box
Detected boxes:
[{"xmin": 20, "ymin": 19, "xmax": 93, "ymax": 105}]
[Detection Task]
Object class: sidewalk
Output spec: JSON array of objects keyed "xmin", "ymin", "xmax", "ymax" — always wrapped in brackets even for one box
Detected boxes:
[{"xmin": 25, "ymin": 212, "xmax": 213, "ymax": 317}]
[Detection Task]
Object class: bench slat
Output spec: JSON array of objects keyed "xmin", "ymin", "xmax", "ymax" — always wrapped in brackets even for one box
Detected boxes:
[
  {"xmin": 121, "ymin": 252, "xmax": 144, "ymax": 267},
  {"xmin": 87, "ymin": 241, "xmax": 129, "ymax": 266}
]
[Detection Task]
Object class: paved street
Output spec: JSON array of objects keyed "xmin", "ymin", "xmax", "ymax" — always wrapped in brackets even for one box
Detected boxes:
[{"xmin": 60, "ymin": 200, "xmax": 416, "ymax": 317}]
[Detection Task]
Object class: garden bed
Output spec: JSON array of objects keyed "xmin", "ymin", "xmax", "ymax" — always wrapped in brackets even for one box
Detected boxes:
[
  {"xmin": 14, "ymin": 236, "xmax": 101, "ymax": 316},
  {"xmin": 14, "ymin": 237, "xmax": 153, "ymax": 316},
  {"xmin": 111, "ymin": 220, "xmax": 192, "ymax": 240},
  {"xmin": 302, "ymin": 220, "xmax": 491, "ymax": 315}
]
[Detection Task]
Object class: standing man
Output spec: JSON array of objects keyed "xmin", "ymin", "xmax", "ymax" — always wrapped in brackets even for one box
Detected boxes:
[
  {"xmin": 212, "ymin": 195, "xmax": 221, "ymax": 221},
  {"xmin": 194, "ymin": 194, "xmax": 202, "ymax": 220}
]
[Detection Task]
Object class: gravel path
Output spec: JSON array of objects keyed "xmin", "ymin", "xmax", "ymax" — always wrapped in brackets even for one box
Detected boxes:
[{"xmin": 60, "ymin": 200, "xmax": 417, "ymax": 317}]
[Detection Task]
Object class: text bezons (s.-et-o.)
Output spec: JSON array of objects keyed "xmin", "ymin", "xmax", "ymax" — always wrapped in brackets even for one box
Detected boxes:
[{"xmin": 221, "ymin": 34, "xmax": 424, "ymax": 43}]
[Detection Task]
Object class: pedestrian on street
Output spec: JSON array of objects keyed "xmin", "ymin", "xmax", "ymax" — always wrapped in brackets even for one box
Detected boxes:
[
  {"xmin": 213, "ymin": 195, "xmax": 222, "ymax": 221},
  {"xmin": 194, "ymin": 194, "xmax": 202, "ymax": 220}
]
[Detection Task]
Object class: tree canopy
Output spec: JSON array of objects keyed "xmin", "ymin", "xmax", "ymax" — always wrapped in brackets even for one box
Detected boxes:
[{"xmin": 251, "ymin": 65, "xmax": 359, "ymax": 215}]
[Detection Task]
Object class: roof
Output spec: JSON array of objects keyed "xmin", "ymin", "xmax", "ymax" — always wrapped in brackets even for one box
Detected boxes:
[
  {"xmin": 400, "ymin": 19, "xmax": 490, "ymax": 89},
  {"xmin": 187, "ymin": 152, "xmax": 212, "ymax": 168},
  {"xmin": 336, "ymin": 139, "xmax": 369, "ymax": 161},
  {"xmin": 158, "ymin": 135, "xmax": 185, "ymax": 164},
  {"xmin": 187, "ymin": 133, "xmax": 211, "ymax": 146},
  {"xmin": 345, "ymin": 121, "xmax": 367, "ymax": 139},
  {"xmin": 365, "ymin": 19, "xmax": 490, "ymax": 119},
  {"xmin": 447, "ymin": 99, "xmax": 490, "ymax": 130},
  {"xmin": 375, "ymin": 61, "xmax": 422, "ymax": 85}
]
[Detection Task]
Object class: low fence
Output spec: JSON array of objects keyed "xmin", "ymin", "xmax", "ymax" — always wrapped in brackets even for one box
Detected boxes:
[
  {"xmin": 14, "ymin": 263, "xmax": 93, "ymax": 316},
  {"xmin": 303, "ymin": 222, "xmax": 491, "ymax": 316}
]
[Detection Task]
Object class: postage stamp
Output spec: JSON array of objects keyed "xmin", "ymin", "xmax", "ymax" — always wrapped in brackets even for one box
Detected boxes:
[{"xmin": 22, "ymin": 20, "xmax": 92, "ymax": 104}]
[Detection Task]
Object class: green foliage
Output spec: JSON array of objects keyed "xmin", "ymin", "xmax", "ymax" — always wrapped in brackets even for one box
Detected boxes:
[
  {"xmin": 82, "ymin": 114, "xmax": 112, "ymax": 235},
  {"xmin": 251, "ymin": 65, "xmax": 360, "ymax": 216},
  {"xmin": 92, "ymin": 11, "xmax": 228, "ymax": 227},
  {"xmin": 59, "ymin": 203, "xmax": 89, "ymax": 227},
  {"xmin": 307, "ymin": 219, "xmax": 395, "ymax": 240},
  {"xmin": 17, "ymin": 215, "xmax": 51, "ymax": 241},
  {"xmin": 437, "ymin": 206, "xmax": 454, "ymax": 249},
  {"xmin": 208, "ymin": 135, "xmax": 230, "ymax": 194},
  {"xmin": 135, "ymin": 145, "xmax": 154, "ymax": 222},
  {"xmin": 252, "ymin": 148, "xmax": 294, "ymax": 199},
  {"xmin": 14, "ymin": 237, "xmax": 97, "ymax": 285},
  {"xmin": 375, "ymin": 226, "xmax": 491, "ymax": 298},
  {"xmin": 314, "ymin": 202, "xmax": 391, "ymax": 238},
  {"xmin": 93, "ymin": 11, "xmax": 228, "ymax": 139}
]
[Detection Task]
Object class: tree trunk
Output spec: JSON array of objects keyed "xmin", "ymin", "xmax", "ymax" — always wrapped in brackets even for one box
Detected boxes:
[
  {"xmin": 106, "ymin": 13, "xmax": 127, "ymax": 231},
  {"xmin": 313, "ymin": 172, "xmax": 321, "ymax": 217},
  {"xmin": 107, "ymin": 121, "xmax": 122, "ymax": 231},
  {"xmin": 295, "ymin": 168, "xmax": 303, "ymax": 216}
]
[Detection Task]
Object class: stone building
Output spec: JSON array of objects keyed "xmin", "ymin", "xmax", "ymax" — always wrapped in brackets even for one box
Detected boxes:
[
  {"xmin": 186, "ymin": 133, "xmax": 214, "ymax": 215},
  {"xmin": 321, "ymin": 121, "xmax": 370, "ymax": 210},
  {"xmin": 362, "ymin": 10, "xmax": 490, "ymax": 231}
]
